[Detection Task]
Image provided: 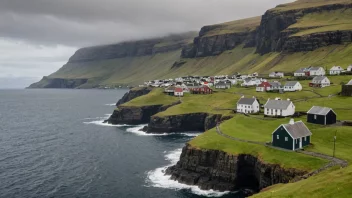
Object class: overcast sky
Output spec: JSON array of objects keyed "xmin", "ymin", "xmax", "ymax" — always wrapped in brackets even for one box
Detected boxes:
[{"xmin": 0, "ymin": 0, "xmax": 293, "ymax": 88}]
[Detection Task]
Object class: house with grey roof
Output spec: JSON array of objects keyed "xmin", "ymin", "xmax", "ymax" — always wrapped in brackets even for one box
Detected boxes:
[
  {"xmin": 236, "ymin": 96, "xmax": 260, "ymax": 114},
  {"xmin": 272, "ymin": 119, "xmax": 312, "ymax": 150},
  {"xmin": 294, "ymin": 68, "xmax": 306, "ymax": 77},
  {"xmin": 307, "ymin": 106, "xmax": 337, "ymax": 125},
  {"xmin": 347, "ymin": 65, "xmax": 352, "ymax": 72},
  {"xmin": 215, "ymin": 82, "xmax": 231, "ymax": 89},
  {"xmin": 341, "ymin": 79, "xmax": 352, "ymax": 96},
  {"xmin": 269, "ymin": 72, "xmax": 284, "ymax": 78},
  {"xmin": 268, "ymin": 81, "xmax": 282, "ymax": 91},
  {"xmin": 309, "ymin": 66, "xmax": 326, "ymax": 76},
  {"xmin": 310, "ymin": 76, "xmax": 330, "ymax": 88},
  {"xmin": 283, "ymin": 81, "xmax": 302, "ymax": 92},
  {"xmin": 264, "ymin": 98, "xmax": 295, "ymax": 117}
]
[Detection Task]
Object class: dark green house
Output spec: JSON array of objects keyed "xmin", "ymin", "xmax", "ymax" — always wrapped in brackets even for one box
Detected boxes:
[{"xmin": 272, "ymin": 119, "xmax": 312, "ymax": 150}]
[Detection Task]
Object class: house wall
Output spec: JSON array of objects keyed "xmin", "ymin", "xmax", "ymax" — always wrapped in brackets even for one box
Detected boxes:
[
  {"xmin": 294, "ymin": 73, "xmax": 305, "ymax": 77},
  {"xmin": 237, "ymin": 100, "xmax": 260, "ymax": 114},
  {"xmin": 342, "ymin": 85, "xmax": 352, "ymax": 96},
  {"xmin": 326, "ymin": 111, "xmax": 337, "ymax": 125},
  {"xmin": 272, "ymin": 126, "xmax": 293, "ymax": 150},
  {"xmin": 307, "ymin": 114, "xmax": 325, "ymax": 125},
  {"xmin": 302, "ymin": 136, "xmax": 310, "ymax": 147}
]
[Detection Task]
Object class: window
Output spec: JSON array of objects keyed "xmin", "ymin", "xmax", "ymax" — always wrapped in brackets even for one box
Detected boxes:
[
  {"xmin": 285, "ymin": 137, "xmax": 288, "ymax": 141},
  {"xmin": 295, "ymin": 139, "xmax": 298, "ymax": 144},
  {"xmin": 305, "ymin": 137, "xmax": 307, "ymax": 141},
  {"xmin": 314, "ymin": 114, "xmax": 317, "ymax": 120},
  {"xmin": 277, "ymin": 135, "xmax": 279, "ymax": 139}
]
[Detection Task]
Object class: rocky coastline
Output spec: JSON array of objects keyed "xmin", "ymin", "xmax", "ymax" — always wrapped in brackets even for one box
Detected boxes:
[{"xmin": 166, "ymin": 144, "xmax": 307, "ymax": 195}]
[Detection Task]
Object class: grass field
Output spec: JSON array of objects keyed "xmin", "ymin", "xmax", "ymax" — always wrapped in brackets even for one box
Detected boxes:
[
  {"xmin": 271, "ymin": 0, "xmax": 351, "ymax": 12},
  {"xmin": 121, "ymin": 88, "xmax": 178, "ymax": 107},
  {"xmin": 201, "ymin": 16, "xmax": 261, "ymax": 37}
]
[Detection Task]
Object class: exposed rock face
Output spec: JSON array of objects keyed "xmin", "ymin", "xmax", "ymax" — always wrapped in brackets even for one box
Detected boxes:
[
  {"xmin": 116, "ymin": 87, "xmax": 152, "ymax": 106},
  {"xmin": 147, "ymin": 113, "xmax": 227, "ymax": 133},
  {"xmin": 106, "ymin": 101, "xmax": 182, "ymax": 125},
  {"xmin": 181, "ymin": 31, "xmax": 257, "ymax": 58},
  {"xmin": 28, "ymin": 77, "xmax": 88, "ymax": 89},
  {"xmin": 106, "ymin": 105, "xmax": 163, "ymax": 125},
  {"xmin": 256, "ymin": 3, "xmax": 352, "ymax": 54},
  {"xmin": 166, "ymin": 145, "xmax": 307, "ymax": 193}
]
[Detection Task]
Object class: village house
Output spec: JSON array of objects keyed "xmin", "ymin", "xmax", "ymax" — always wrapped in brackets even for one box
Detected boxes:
[
  {"xmin": 307, "ymin": 106, "xmax": 337, "ymax": 125},
  {"xmin": 347, "ymin": 65, "xmax": 352, "ymax": 72},
  {"xmin": 256, "ymin": 81, "xmax": 271, "ymax": 92},
  {"xmin": 241, "ymin": 78, "xmax": 263, "ymax": 87},
  {"xmin": 174, "ymin": 87, "xmax": 184, "ymax": 97},
  {"xmin": 310, "ymin": 76, "xmax": 330, "ymax": 88},
  {"xmin": 294, "ymin": 66, "xmax": 325, "ymax": 77},
  {"xmin": 215, "ymin": 82, "xmax": 231, "ymax": 89},
  {"xmin": 283, "ymin": 81, "xmax": 302, "ymax": 92},
  {"xmin": 269, "ymin": 72, "xmax": 284, "ymax": 78},
  {"xmin": 272, "ymin": 119, "xmax": 312, "ymax": 150},
  {"xmin": 309, "ymin": 67, "xmax": 326, "ymax": 76},
  {"xmin": 190, "ymin": 85, "xmax": 213, "ymax": 94},
  {"xmin": 164, "ymin": 86, "xmax": 176, "ymax": 95},
  {"xmin": 264, "ymin": 98, "xmax": 295, "ymax": 117},
  {"xmin": 268, "ymin": 82, "xmax": 282, "ymax": 91},
  {"xmin": 341, "ymin": 79, "xmax": 352, "ymax": 96},
  {"xmin": 329, "ymin": 66, "xmax": 344, "ymax": 75},
  {"xmin": 236, "ymin": 96, "xmax": 260, "ymax": 114}
]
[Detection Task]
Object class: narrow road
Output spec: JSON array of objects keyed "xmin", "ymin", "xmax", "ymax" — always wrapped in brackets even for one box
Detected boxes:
[{"xmin": 215, "ymin": 124, "xmax": 348, "ymax": 182}]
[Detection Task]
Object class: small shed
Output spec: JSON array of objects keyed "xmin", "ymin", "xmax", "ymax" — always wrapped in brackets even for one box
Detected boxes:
[
  {"xmin": 272, "ymin": 119, "xmax": 312, "ymax": 150},
  {"xmin": 307, "ymin": 106, "xmax": 337, "ymax": 125}
]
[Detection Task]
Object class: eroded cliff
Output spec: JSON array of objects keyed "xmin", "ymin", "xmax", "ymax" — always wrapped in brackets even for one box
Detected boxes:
[
  {"xmin": 116, "ymin": 87, "xmax": 152, "ymax": 106},
  {"xmin": 166, "ymin": 145, "xmax": 306, "ymax": 194}
]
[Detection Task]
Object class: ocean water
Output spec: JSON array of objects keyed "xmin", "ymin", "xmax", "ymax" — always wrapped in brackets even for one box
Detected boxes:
[{"xmin": 0, "ymin": 89, "xmax": 238, "ymax": 198}]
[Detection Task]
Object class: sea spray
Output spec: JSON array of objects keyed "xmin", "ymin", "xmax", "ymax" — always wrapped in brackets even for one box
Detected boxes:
[{"xmin": 146, "ymin": 149, "xmax": 230, "ymax": 197}]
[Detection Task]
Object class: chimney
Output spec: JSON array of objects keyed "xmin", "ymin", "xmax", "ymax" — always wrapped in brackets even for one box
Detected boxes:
[
  {"xmin": 241, "ymin": 95, "xmax": 245, "ymax": 98},
  {"xmin": 275, "ymin": 97, "xmax": 281, "ymax": 100},
  {"xmin": 287, "ymin": 98, "xmax": 290, "ymax": 101},
  {"xmin": 289, "ymin": 119, "xmax": 295, "ymax": 125}
]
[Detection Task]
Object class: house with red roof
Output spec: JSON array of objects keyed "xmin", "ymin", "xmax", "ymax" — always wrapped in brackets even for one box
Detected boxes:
[
  {"xmin": 256, "ymin": 81, "xmax": 271, "ymax": 92},
  {"xmin": 190, "ymin": 85, "xmax": 213, "ymax": 94},
  {"xmin": 174, "ymin": 87, "xmax": 184, "ymax": 97}
]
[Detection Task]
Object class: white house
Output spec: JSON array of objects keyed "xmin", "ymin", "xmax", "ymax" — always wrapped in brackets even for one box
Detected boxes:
[
  {"xmin": 264, "ymin": 98, "xmax": 295, "ymax": 117},
  {"xmin": 174, "ymin": 87, "xmax": 184, "ymax": 97},
  {"xmin": 269, "ymin": 72, "xmax": 284, "ymax": 78},
  {"xmin": 236, "ymin": 96, "xmax": 260, "ymax": 114},
  {"xmin": 241, "ymin": 78, "xmax": 256, "ymax": 87},
  {"xmin": 309, "ymin": 67, "xmax": 326, "ymax": 76},
  {"xmin": 268, "ymin": 82, "xmax": 282, "ymax": 91},
  {"xmin": 284, "ymin": 81, "xmax": 302, "ymax": 92},
  {"xmin": 215, "ymin": 82, "xmax": 231, "ymax": 89},
  {"xmin": 329, "ymin": 66, "xmax": 344, "ymax": 75},
  {"xmin": 347, "ymin": 65, "xmax": 352, "ymax": 72},
  {"xmin": 294, "ymin": 68, "xmax": 306, "ymax": 77},
  {"xmin": 310, "ymin": 76, "xmax": 330, "ymax": 88}
]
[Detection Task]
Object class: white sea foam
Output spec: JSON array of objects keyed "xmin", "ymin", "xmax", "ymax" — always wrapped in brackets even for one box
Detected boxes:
[
  {"xmin": 83, "ymin": 120, "xmax": 116, "ymax": 127},
  {"xmin": 125, "ymin": 125, "xmax": 202, "ymax": 137},
  {"xmin": 146, "ymin": 149, "xmax": 230, "ymax": 197},
  {"xmin": 105, "ymin": 103, "xmax": 116, "ymax": 106}
]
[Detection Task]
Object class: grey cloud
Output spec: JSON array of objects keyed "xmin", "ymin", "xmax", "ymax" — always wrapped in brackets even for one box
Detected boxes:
[{"xmin": 0, "ymin": 0, "xmax": 294, "ymax": 47}]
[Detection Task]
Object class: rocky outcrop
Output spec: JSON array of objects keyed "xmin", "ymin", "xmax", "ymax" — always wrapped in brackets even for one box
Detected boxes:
[
  {"xmin": 68, "ymin": 32, "xmax": 196, "ymax": 63},
  {"xmin": 147, "ymin": 113, "xmax": 230, "ymax": 133},
  {"xmin": 28, "ymin": 77, "xmax": 88, "ymax": 89},
  {"xmin": 166, "ymin": 145, "xmax": 307, "ymax": 194},
  {"xmin": 116, "ymin": 87, "xmax": 152, "ymax": 106},
  {"xmin": 106, "ymin": 105, "xmax": 163, "ymax": 125},
  {"xmin": 106, "ymin": 101, "xmax": 182, "ymax": 125},
  {"xmin": 181, "ymin": 31, "xmax": 257, "ymax": 58},
  {"xmin": 256, "ymin": 3, "xmax": 352, "ymax": 54}
]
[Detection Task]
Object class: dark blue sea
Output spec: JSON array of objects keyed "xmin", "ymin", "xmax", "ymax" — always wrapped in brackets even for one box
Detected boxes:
[{"xmin": 0, "ymin": 89, "xmax": 238, "ymax": 198}]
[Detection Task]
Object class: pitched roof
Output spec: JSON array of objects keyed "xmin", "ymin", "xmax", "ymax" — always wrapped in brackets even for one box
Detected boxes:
[
  {"xmin": 309, "ymin": 66, "xmax": 322, "ymax": 71},
  {"xmin": 165, "ymin": 86, "xmax": 175, "ymax": 91},
  {"xmin": 258, "ymin": 82, "xmax": 271, "ymax": 87},
  {"xmin": 283, "ymin": 121, "xmax": 312, "ymax": 139},
  {"xmin": 347, "ymin": 79, "xmax": 352, "ymax": 85},
  {"xmin": 237, "ymin": 98, "xmax": 257, "ymax": 105},
  {"xmin": 295, "ymin": 68, "xmax": 305, "ymax": 73},
  {"xmin": 284, "ymin": 81, "xmax": 299, "ymax": 87},
  {"xmin": 330, "ymin": 66, "xmax": 344, "ymax": 70},
  {"xmin": 215, "ymin": 82, "xmax": 227, "ymax": 86},
  {"xmin": 264, "ymin": 99, "xmax": 293, "ymax": 110},
  {"xmin": 307, "ymin": 106, "xmax": 334, "ymax": 115},
  {"xmin": 270, "ymin": 82, "xmax": 281, "ymax": 87},
  {"xmin": 312, "ymin": 76, "xmax": 328, "ymax": 82}
]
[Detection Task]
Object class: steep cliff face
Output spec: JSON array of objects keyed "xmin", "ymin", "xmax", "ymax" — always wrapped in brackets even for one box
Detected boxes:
[
  {"xmin": 28, "ymin": 77, "xmax": 88, "ymax": 89},
  {"xmin": 166, "ymin": 145, "xmax": 306, "ymax": 194},
  {"xmin": 182, "ymin": 17, "xmax": 261, "ymax": 58},
  {"xmin": 69, "ymin": 32, "xmax": 197, "ymax": 63},
  {"xmin": 116, "ymin": 87, "xmax": 152, "ymax": 106},
  {"xmin": 256, "ymin": 3, "xmax": 352, "ymax": 54}
]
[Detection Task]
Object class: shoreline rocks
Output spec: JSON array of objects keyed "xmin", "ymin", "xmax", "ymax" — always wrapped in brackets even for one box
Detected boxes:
[{"xmin": 166, "ymin": 144, "xmax": 307, "ymax": 194}]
